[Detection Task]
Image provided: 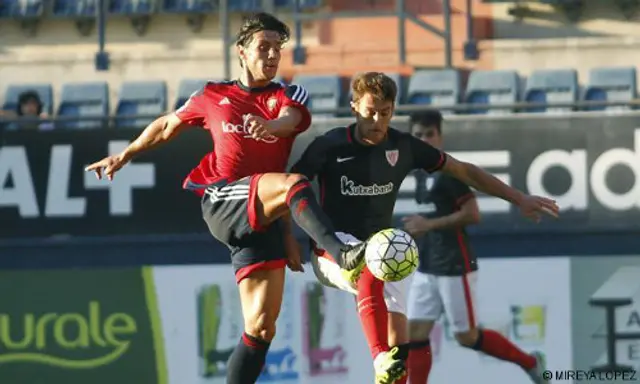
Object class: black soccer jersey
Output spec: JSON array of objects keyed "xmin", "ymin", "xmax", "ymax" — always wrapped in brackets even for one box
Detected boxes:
[
  {"xmin": 413, "ymin": 169, "xmax": 478, "ymax": 276},
  {"xmin": 291, "ymin": 124, "xmax": 445, "ymax": 242}
]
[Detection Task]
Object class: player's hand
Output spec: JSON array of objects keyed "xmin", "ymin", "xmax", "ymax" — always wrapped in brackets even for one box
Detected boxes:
[
  {"xmin": 284, "ymin": 232, "xmax": 305, "ymax": 273},
  {"xmin": 245, "ymin": 114, "xmax": 277, "ymax": 141},
  {"xmin": 85, "ymin": 154, "xmax": 129, "ymax": 181},
  {"xmin": 518, "ymin": 194, "xmax": 560, "ymax": 223},
  {"xmin": 402, "ymin": 215, "xmax": 431, "ymax": 237}
]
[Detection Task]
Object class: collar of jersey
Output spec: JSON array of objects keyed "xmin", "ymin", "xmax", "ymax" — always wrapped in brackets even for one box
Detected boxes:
[
  {"xmin": 348, "ymin": 123, "xmax": 389, "ymax": 147},
  {"xmin": 234, "ymin": 80, "xmax": 280, "ymax": 93}
]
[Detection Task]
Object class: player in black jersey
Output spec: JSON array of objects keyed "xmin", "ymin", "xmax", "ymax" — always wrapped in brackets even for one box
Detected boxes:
[
  {"xmin": 291, "ymin": 72, "xmax": 559, "ymax": 384},
  {"xmin": 402, "ymin": 110, "xmax": 549, "ymax": 384}
]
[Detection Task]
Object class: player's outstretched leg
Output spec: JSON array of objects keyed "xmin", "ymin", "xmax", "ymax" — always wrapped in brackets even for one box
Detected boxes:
[
  {"xmin": 226, "ymin": 268, "xmax": 285, "ymax": 384},
  {"xmin": 356, "ymin": 268, "xmax": 406, "ymax": 384},
  {"xmin": 253, "ymin": 173, "xmax": 367, "ymax": 271},
  {"xmin": 457, "ymin": 328, "xmax": 549, "ymax": 384}
]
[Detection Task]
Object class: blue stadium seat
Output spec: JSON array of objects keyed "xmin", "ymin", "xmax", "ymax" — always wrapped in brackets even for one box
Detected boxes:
[
  {"xmin": 524, "ymin": 69, "xmax": 578, "ymax": 113},
  {"xmin": 175, "ymin": 79, "xmax": 211, "ymax": 110},
  {"xmin": 275, "ymin": 0, "xmax": 321, "ymax": 7},
  {"xmin": 109, "ymin": 0, "xmax": 155, "ymax": 14},
  {"xmin": 57, "ymin": 82, "xmax": 109, "ymax": 129},
  {"xmin": 291, "ymin": 74, "xmax": 341, "ymax": 117},
  {"xmin": 53, "ymin": 0, "xmax": 97, "ymax": 17},
  {"xmin": 349, "ymin": 73, "xmax": 403, "ymax": 105},
  {"xmin": 584, "ymin": 67, "xmax": 637, "ymax": 111},
  {"xmin": 2, "ymin": 84, "xmax": 53, "ymax": 115},
  {"xmin": 228, "ymin": 0, "xmax": 260, "ymax": 11},
  {"xmin": 162, "ymin": 0, "xmax": 213, "ymax": 12},
  {"xmin": 115, "ymin": 81, "xmax": 167, "ymax": 128},
  {"xmin": 0, "ymin": 0, "xmax": 43, "ymax": 17},
  {"xmin": 407, "ymin": 70, "xmax": 460, "ymax": 114},
  {"xmin": 464, "ymin": 70, "xmax": 519, "ymax": 115}
]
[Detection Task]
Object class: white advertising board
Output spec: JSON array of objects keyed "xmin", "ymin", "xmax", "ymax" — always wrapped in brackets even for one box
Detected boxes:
[{"xmin": 151, "ymin": 257, "xmax": 572, "ymax": 384}]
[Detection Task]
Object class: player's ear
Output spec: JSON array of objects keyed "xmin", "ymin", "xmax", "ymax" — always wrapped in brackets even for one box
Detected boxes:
[
  {"xmin": 350, "ymin": 100, "xmax": 357, "ymax": 114},
  {"xmin": 236, "ymin": 44, "xmax": 246, "ymax": 64}
]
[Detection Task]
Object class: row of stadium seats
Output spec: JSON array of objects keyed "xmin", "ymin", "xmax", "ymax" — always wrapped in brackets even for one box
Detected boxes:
[
  {"xmin": 292, "ymin": 66, "xmax": 637, "ymax": 116},
  {"xmin": 1, "ymin": 66, "xmax": 637, "ymax": 130},
  {"xmin": 0, "ymin": 0, "xmax": 319, "ymax": 17}
]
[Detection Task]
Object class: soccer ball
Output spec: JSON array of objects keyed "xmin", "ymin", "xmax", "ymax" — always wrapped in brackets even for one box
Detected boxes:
[{"xmin": 365, "ymin": 228, "xmax": 419, "ymax": 282}]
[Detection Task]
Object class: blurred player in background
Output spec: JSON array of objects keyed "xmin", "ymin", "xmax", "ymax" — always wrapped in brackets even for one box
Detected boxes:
[
  {"xmin": 291, "ymin": 72, "xmax": 559, "ymax": 384},
  {"xmin": 85, "ymin": 12, "xmax": 368, "ymax": 384},
  {"xmin": 403, "ymin": 110, "xmax": 549, "ymax": 384}
]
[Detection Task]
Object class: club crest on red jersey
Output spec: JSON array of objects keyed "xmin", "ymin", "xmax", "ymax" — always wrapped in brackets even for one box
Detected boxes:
[
  {"xmin": 385, "ymin": 149, "xmax": 399, "ymax": 166},
  {"xmin": 267, "ymin": 97, "xmax": 278, "ymax": 111}
]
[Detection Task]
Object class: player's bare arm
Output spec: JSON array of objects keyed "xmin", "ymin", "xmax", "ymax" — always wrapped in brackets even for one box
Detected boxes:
[
  {"xmin": 402, "ymin": 198, "xmax": 480, "ymax": 237},
  {"xmin": 85, "ymin": 113, "xmax": 189, "ymax": 180},
  {"xmin": 246, "ymin": 106, "xmax": 302, "ymax": 140},
  {"xmin": 270, "ymin": 105, "xmax": 304, "ymax": 137},
  {"xmin": 441, "ymin": 155, "xmax": 560, "ymax": 221}
]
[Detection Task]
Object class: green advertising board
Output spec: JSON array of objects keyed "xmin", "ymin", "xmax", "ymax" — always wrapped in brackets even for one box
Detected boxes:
[{"xmin": 0, "ymin": 268, "xmax": 166, "ymax": 384}]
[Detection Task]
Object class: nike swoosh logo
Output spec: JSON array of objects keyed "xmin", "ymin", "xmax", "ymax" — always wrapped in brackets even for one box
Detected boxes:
[{"xmin": 336, "ymin": 156, "xmax": 355, "ymax": 163}]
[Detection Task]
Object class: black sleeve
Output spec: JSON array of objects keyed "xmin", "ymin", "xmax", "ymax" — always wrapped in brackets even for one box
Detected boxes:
[
  {"xmin": 447, "ymin": 177, "xmax": 475, "ymax": 207},
  {"xmin": 408, "ymin": 134, "xmax": 446, "ymax": 173},
  {"xmin": 290, "ymin": 137, "xmax": 329, "ymax": 180}
]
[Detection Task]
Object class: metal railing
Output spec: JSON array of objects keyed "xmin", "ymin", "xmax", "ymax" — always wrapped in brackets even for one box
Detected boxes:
[
  {"xmin": 86, "ymin": 0, "xmax": 467, "ymax": 72},
  {"xmin": 1, "ymin": 99, "xmax": 639, "ymax": 131},
  {"xmin": 217, "ymin": 0, "xmax": 459, "ymax": 79}
]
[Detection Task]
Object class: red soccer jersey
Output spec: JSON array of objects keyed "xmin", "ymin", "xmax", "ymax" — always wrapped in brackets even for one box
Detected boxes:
[{"xmin": 175, "ymin": 80, "xmax": 311, "ymax": 195}]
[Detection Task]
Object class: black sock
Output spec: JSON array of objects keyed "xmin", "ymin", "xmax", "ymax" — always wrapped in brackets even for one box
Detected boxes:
[
  {"xmin": 226, "ymin": 333, "xmax": 270, "ymax": 384},
  {"xmin": 286, "ymin": 179, "xmax": 347, "ymax": 266},
  {"xmin": 470, "ymin": 329, "xmax": 484, "ymax": 350},
  {"xmin": 393, "ymin": 343, "xmax": 411, "ymax": 361},
  {"xmin": 408, "ymin": 339, "xmax": 431, "ymax": 349}
]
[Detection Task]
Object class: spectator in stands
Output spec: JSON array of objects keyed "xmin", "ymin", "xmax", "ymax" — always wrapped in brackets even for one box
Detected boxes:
[{"xmin": 10, "ymin": 90, "xmax": 54, "ymax": 130}]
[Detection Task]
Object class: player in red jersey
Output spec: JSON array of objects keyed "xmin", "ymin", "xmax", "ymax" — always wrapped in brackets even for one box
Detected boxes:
[{"xmin": 85, "ymin": 13, "xmax": 367, "ymax": 384}]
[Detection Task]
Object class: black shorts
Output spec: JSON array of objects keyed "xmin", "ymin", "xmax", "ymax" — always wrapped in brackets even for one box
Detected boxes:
[{"xmin": 200, "ymin": 175, "xmax": 287, "ymax": 282}]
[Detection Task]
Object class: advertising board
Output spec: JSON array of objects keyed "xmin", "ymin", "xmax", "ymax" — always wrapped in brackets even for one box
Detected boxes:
[
  {"xmin": 152, "ymin": 258, "xmax": 572, "ymax": 384},
  {"xmin": 152, "ymin": 265, "xmax": 365, "ymax": 384},
  {"xmin": 427, "ymin": 257, "xmax": 572, "ymax": 383},
  {"xmin": 2, "ymin": 112, "xmax": 640, "ymax": 239},
  {"xmin": 0, "ymin": 267, "xmax": 166, "ymax": 384},
  {"xmin": 0, "ymin": 256, "xmax": 590, "ymax": 384},
  {"xmin": 571, "ymin": 256, "xmax": 640, "ymax": 383}
]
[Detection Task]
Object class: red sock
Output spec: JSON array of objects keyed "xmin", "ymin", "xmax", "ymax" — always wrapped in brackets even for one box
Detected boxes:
[
  {"xmin": 476, "ymin": 329, "xmax": 536, "ymax": 370},
  {"xmin": 356, "ymin": 267, "xmax": 389, "ymax": 359},
  {"xmin": 408, "ymin": 340, "xmax": 432, "ymax": 384},
  {"xmin": 396, "ymin": 374, "xmax": 408, "ymax": 384}
]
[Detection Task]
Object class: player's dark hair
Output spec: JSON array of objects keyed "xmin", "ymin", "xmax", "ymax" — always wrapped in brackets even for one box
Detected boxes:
[
  {"xmin": 17, "ymin": 90, "xmax": 43, "ymax": 116},
  {"xmin": 236, "ymin": 12, "xmax": 290, "ymax": 48},
  {"xmin": 409, "ymin": 110, "xmax": 443, "ymax": 133},
  {"xmin": 351, "ymin": 72, "xmax": 397, "ymax": 103}
]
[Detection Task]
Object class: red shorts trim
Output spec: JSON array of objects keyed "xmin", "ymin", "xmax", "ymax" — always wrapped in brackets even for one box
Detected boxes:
[
  {"xmin": 235, "ymin": 259, "xmax": 287, "ymax": 284},
  {"xmin": 247, "ymin": 174, "xmax": 265, "ymax": 232}
]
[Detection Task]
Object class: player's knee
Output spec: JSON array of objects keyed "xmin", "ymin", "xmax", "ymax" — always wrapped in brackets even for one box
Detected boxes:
[
  {"xmin": 454, "ymin": 329, "xmax": 478, "ymax": 347},
  {"xmin": 246, "ymin": 312, "xmax": 278, "ymax": 342},
  {"xmin": 409, "ymin": 321, "xmax": 433, "ymax": 341}
]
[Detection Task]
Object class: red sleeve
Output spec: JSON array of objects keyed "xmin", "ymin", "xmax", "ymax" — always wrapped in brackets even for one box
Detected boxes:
[
  {"xmin": 279, "ymin": 84, "xmax": 312, "ymax": 133},
  {"xmin": 175, "ymin": 86, "xmax": 208, "ymax": 127}
]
